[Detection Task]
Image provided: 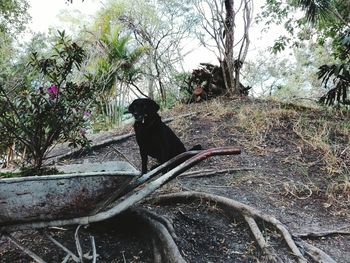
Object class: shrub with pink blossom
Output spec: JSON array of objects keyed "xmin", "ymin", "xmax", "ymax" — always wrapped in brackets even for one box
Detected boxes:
[{"xmin": 0, "ymin": 31, "xmax": 95, "ymax": 172}]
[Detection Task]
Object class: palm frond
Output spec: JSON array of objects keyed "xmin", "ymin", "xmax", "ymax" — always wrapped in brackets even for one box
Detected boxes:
[{"xmin": 295, "ymin": 0, "xmax": 331, "ymax": 23}]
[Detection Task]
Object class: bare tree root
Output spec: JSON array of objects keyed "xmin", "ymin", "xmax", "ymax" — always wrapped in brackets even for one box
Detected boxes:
[
  {"xmin": 294, "ymin": 226, "xmax": 350, "ymax": 238},
  {"xmin": 152, "ymin": 238, "xmax": 162, "ymax": 263},
  {"xmin": 130, "ymin": 208, "xmax": 186, "ymax": 263},
  {"xmin": 133, "ymin": 207, "xmax": 177, "ymax": 239},
  {"xmin": 295, "ymin": 239, "xmax": 337, "ymax": 263},
  {"xmin": 243, "ymin": 215, "xmax": 280, "ymax": 263},
  {"xmin": 148, "ymin": 191, "xmax": 336, "ymax": 263}
]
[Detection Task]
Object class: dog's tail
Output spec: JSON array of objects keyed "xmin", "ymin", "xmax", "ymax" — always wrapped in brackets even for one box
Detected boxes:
[{"xmin": 188, "ymin": 144, "xmax": 203, "ymax": 151}]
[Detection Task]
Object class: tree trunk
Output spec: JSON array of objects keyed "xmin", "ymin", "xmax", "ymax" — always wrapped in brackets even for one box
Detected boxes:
[
  {"xmin": 223, "ymin": 0, "xmax": 236, "ymax": 94},
  {"xmin": 147, "ymin": 54, "xmax": 154, "ymax": 99}
]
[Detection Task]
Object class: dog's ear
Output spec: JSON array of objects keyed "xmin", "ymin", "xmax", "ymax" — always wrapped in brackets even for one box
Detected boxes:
[
  {"xmin": 128, "ymin": 101, "xmax": 135, "ymax": 113},
  {"xmin": 147, "ymin": 99, "xmax": 160, "ymax": 113}
]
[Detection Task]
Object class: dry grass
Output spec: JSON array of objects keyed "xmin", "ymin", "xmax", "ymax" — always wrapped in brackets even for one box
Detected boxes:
[
  {"xmin": 164, "ymin": 98, "xmax": 350, "ymax": 207},
  {"xmin": 235, "ymin": 102, "xmax": 349, "ymax": 174},
  {"xmin": 325, "ymin": 176, "xmax": 350, "ymax": 211},
  {"xmin": 281, "ymin": 181, "xmax": 319, "ymax": 200},
  {"xmin": 236, "ymin": 104, "xmax": 298, "ymax": 150},
  {"xmin": 294, "ymin": 119, "xmax": 335, "ymax": 173}
]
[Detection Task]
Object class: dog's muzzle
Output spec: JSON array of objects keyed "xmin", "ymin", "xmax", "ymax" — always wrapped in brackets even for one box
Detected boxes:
[{"xmin": 134, "ymin": 114, "xmax": 147, "ymax": 124}]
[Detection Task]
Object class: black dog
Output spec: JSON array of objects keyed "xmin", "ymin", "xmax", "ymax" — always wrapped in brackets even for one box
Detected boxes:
[{"xmin": 128, "ymin": 98, "xmax": 187, "ymax": 174}]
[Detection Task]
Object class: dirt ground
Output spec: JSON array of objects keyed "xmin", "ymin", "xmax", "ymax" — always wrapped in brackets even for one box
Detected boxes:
[{"xmin": 1, "ymin": 97, "xmax": 349, "ymax": 262}]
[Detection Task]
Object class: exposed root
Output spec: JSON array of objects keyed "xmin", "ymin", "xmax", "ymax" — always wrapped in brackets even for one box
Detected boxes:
[
  {"xmin": 295, "ymin": 239, "xmax": 337, "ymax": 263},
  {"xmin": 152, "ymin": 238, "xmax": 162, "ymax": 263},
  {"xmin": 148, "ymin": 191, "xmax": 337, "ymax": 263},
  {"xmin": 134, "ymin": 207, "xmax": 177, "ymax": 239},
  {"xmin": 295, "ymin": 226, "xmax": 350, "ymax": 238},
  {"xmin": 130, "ymin": 208, "xmax": 186, "ymax": 263},
  {"xmin": 243, "ymin": 215, "xmax": 279, "ymax": 263}
]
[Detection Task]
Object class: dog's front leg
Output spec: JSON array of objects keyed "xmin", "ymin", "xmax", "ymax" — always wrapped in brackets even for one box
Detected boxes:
[{"xmin": 141, "ymin": 151, "xmax": 148, "ymax": 174}]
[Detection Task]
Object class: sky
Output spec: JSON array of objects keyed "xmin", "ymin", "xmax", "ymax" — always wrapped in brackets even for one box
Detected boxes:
[
  {"xmin": 26, "ymin": 0, "xmax": 279, "ymax": 71},
  {"xmin": 28, "ymin": 0, "xmax": 103, "ymax": 33}
]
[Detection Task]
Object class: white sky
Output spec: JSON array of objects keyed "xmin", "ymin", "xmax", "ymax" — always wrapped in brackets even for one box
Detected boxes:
[
  {"xmin": 27, "ymin": 0, "xmax": 280, "ymax": 71},
  {"xmin": 28, "ymin": 0, "xmax": 103, "ymax": 33}
]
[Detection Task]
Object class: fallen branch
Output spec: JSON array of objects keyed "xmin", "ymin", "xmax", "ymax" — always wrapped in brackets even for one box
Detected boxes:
[
  {"xmin": 148, "ymin": 191, "xmax": 336, "ymax": 263},
  {"xmin": 181, "ymin": 167, "xmax": 255, "ymax": 178},
  {"xmin": 44, "ymin": 112, "xmax": 197, "ymax": 164},
  {"xmin": 42, "ymin": 231, "xmax": 80, "ymax": 262},
  {"xmin": 110, "ymin": 145, "xmax": 138, "ymax": 170},
  {"xmin": 44, "ymin": 132, "xmax": 134, "ymax": 164},
  {"xmin": 90, "ymin": 235, "xmax": 97, "ymax": 263}
]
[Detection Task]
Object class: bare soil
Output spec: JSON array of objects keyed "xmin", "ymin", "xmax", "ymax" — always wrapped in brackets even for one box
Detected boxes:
[{"xmin": 1, "ymin": 97, "xmax": 349, "ymax": 262}]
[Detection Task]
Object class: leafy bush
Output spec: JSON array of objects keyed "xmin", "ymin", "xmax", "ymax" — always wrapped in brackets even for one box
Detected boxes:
[{"xmin": 0, "ymin": 31, "xmax": 94, "ymax": 171}]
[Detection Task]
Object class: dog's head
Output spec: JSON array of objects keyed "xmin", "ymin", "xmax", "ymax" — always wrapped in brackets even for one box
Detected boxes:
[{"xmin": 128, "ymin": 98, "xmax": 160, "ymax": 123}]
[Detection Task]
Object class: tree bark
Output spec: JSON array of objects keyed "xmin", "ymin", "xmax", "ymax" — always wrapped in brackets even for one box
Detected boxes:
[{"xmin": 223, "ymin": 0, "xmax": 236, "ymax": 94}]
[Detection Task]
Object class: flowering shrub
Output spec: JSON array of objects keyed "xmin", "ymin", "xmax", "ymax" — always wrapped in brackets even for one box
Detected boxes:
[{"xmin": 0, "ymin": 31, "xmax": 94, "ymax": 171}]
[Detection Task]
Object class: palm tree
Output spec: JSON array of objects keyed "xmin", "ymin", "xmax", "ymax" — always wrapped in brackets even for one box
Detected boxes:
[
  {"xmin": 91, "ymin": 24, "xmax": 146, "ymax": 124},
  {"xmin": 296, "ymin": 0, "xmax": 350, "ymax": 106}
]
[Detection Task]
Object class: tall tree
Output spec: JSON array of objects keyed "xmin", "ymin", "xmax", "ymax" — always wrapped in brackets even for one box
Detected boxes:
[
  {"xmin": 193, "ymin": 0, "xmax": 253, "ymax": 95},
  {"xmin": 92, "ymin": 0, "xmax": 198, "ymax": 102}
]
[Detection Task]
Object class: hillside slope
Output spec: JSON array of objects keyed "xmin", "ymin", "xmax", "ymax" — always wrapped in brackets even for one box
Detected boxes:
[{"xmin": 1, "ymin": 97, "xmax": 349, "ymax": 262}]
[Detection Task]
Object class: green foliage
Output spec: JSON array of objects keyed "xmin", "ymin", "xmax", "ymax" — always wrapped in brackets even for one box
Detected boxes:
[
  {"xmin": 0, "ymin": 0, "xmax": 30, "ymax": 79},
  {"xmin": 0, "ymin": 31, "xmax": 94, "ymax": 169},
  {"xmin": 87, "ymin": 20, "xmax": 147, "ymax": 126},
  {"xmin": 0, "ymin": 0, "xmax": 30, "ymax": 35},
  {"xmin": 258, "ymin": 0, "xmax": 350, "ymax": 107}
]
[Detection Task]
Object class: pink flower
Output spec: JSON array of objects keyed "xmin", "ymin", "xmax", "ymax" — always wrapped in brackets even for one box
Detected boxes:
[
  {"xmin": 47, "ymin": 85, "xmax": 59, "ymax": 101},
  {"xmin": 84, "ymin": 111, "xmax": 92, "ymax": 117},
  {"xmin": 47, "ymin": 85, "xmax": 58, "ymax": 95}
]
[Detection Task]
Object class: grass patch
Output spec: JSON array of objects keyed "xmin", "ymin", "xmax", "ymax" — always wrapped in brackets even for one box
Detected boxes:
[
  {"xmin": 0, "ymin": 171, "xmax": 22, "ymax": 178},
  {"xmin": 0, "ymin": 167, "xmax": 61, "ymax": 179},
  {"xmin": 293, "ymin": 114, "xmax": 349, "ymax": 174},
  {"xmin": 236, "ymin": 104, "xmax": 299, "ymax": 147}
]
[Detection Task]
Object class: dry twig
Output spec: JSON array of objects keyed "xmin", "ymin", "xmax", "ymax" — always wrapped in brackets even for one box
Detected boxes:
[
  {"xmin": 43, "ymin": 231, "xmax": 80, "ymax": 262},
  {"xmin": 90, "ymin": 235, "xmax": 97, "ymax": 263},
  {"xmin": 5, "ymin": 234, "xmax": 47, "ymax": 263},
  {"xmin": 74, "ymin": 225, "xmax": 84, "ymax": 262},
  {"xmin": 181, "ymin": 167, "xmax": 255, "ymax": 178}
]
